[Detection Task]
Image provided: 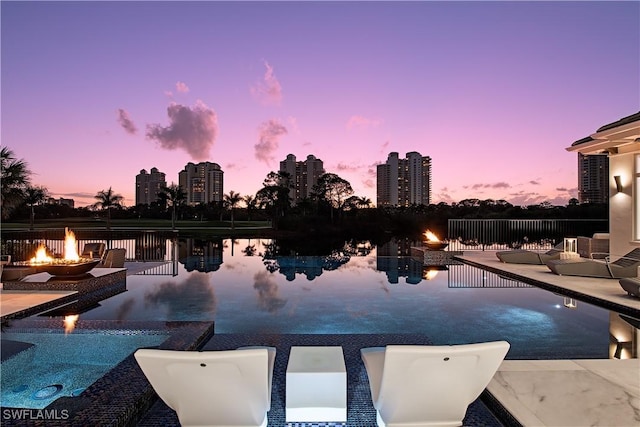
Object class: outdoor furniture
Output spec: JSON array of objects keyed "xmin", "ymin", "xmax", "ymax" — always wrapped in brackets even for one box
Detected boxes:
[
  {"xmin": 97, "ymin": 248, "xmax": 126, "ymax": 268},
  {"xmin": 577, "ymin": 233, "xmax": 609, "ymax": 259},
  {"xmin": 134, "ymin": 347, "xmax": 276, "ymax": 427},
  {"xmin": 360, "ymin": 341, "xmax": 510, "ymax": 427},
  {"xmin": 496, "ymin": 242, "xmax": 563, "ymax": 265},
  {"xmin": 81, "ymin": 242, "xmax": 106, "ymax": 259},
  {"xmin": 619, "ymin": 277, "xmax": 640, "ymax": 298},
  {"xmin": 546, "ymin": 248, "xmax": 640, "ymax": 279},
  {"xmin": 286, "ymin": 346, "xmax": 347, "ymax": 423}
]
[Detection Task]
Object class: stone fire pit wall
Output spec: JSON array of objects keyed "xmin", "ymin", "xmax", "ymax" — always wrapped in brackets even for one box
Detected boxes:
[{"xmin": 2, "ymin": 268, "xmax": 126, "ymax": 293}]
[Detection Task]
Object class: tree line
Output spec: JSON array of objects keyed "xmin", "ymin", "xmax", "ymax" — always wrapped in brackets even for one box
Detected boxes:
[{"xmin": 1, "ymin": 147, "xmax": 607, "ymax": 238}]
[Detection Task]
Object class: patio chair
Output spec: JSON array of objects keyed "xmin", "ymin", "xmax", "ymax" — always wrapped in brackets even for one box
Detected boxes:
[
  {"xmin": 496, "ymin": 242, "xmax": 563, "ymax": 265},
  {"xmin": 546, "ymin": 248, "xmax": 640, "ymax": 279},
  {"xmin": 619, "ymin": 277, "xmax": 640, "ymax": 298},
  {"xmin": 134, "ymin": 347, "xmax": 276, "ymax": 427},
  {"xmin": 96, "ymin": 248, "xmax": 126, "ymax": 268},
  {"xmin": 360, "ymin": 341, "xmax": 510, "ymax": 427},
  {"xmin": 81, "ymin": 243, "xmax": 105, "ymax": 259}
]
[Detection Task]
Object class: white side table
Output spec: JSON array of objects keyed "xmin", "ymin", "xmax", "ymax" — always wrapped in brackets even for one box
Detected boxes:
[
  {"xmin": 560, "ymin": 252, "xmax": 580, "ymax": 260},
  {"xmin": 286, "ymin": 346, "xmax": 347, "ymax": 422}
]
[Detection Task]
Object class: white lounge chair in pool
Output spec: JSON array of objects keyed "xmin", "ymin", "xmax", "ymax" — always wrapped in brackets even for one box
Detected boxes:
[
  {"xmin": 360, "ymin": 341, "xmax": 510, "ymax": 427},
  {"xmin": 134, "ymin": 347, "xmax": 276, "ymax": 427}
]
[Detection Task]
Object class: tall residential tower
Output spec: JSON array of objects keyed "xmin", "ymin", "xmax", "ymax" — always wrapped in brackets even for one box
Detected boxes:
[
  {"xmin": 578, "ymin": 153, "xmax": 609, "ymax": 204},
  {"xmin": 377, "ymin": 151, "xmax": 432, "ymax": 207},
  {"xmin": 279, "ymin": 154, "xmax": 325, "ymax": 205},
  {"xmin": 135, "ymin": 167, "xmax": 167, "ymax": 206},
  {"xmin": 178, "ymin": 162, "xmax": 224, "ymax": 205}
]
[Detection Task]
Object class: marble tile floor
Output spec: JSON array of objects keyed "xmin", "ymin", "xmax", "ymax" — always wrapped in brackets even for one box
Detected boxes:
[
  {"xmin": 488, "ymin": 359, "xmax": 639, "ymax": 427},
  {"xmin": 459, "ymin": 251, "xmax": 640, "ymax": 426}
]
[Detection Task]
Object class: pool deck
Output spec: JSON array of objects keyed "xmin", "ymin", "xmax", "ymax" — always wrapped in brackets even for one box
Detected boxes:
[
  {"xmin": 0, "ymin": 262, "xmax": 166, "ymax": 321},
  {"xmin": 1, "ymin": 257, "xmax": 639, "ymax": 426},
  {"xmin": 458, "ymin": 251, "xmax": 640, "ymax": 427}
]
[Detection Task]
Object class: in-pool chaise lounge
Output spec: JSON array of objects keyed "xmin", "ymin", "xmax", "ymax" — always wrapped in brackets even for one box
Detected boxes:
[
  {"xmin": 360, "ymin": 341, "xmax": 510, "ymax": 427},
  {"xmin": 546, "ymin": 248, "xmax": 640, "ymax": 279},
  {"xmin": 135, "ymin": 346, "xmax": 276, "ymax": 427},
  {"xmin": 496, "ymin": 242, "xmax": 563, "ymax": 265}
]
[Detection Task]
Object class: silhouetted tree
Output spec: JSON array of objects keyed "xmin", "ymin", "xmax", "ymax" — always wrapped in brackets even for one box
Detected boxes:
[
  {"xmin": 24, "ymin": 185, "xmax": 48, "ymax": 230},
  {"xmin": 224, "ymin": 190, "xmax": 242, "ymax": 229},
  {"xmin": 1, "ymin": 147, "xmax": 30, "ymax": 219},
  {"xmin": 158, "ymin": 183, "xmax": 186, "ymax": 229},
  {"xmin": 93, "ymin": 187, "xmax": 124, "ymax": 230},
  {"xmin": 312, "ymin": 173, "xmax": 354, "ymax": 223}
]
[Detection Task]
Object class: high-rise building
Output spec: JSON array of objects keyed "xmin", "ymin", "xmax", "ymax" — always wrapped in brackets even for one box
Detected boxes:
[
  {"xmin": 178, "ymin": 162, "xmax": 224, "ymax": 205},
  {"xmin": 578, "ymin": 153, "xmax": 609, "ymax": 204},
  {"xmin": 377, "ymin": 151, "xmax": 432, "ymax": 207},
  {"xmin": 279, "ymin": 154, "xmax": 325, "ymax": 205},
  {"xmin": 135, "ymin": 167, "xmax": 167, "ymax": 206}
]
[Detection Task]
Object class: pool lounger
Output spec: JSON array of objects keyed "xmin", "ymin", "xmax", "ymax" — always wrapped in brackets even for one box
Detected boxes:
[
  {"xmin": 619, "ymin": 277, "xmax": 640, "ymax": 298},
  {"xmin": 496, "ymin": 243, "xmax": 563, "ymax": 265}
]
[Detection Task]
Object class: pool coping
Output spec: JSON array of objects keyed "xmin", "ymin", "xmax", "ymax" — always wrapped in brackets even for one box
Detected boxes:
[{"xmin": 0, "ymin": 319, "xmax": 213, "ymax": 427}]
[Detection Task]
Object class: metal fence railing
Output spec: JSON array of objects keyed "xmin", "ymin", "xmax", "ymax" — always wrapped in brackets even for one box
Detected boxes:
[
  {"xmin": 1, "ymin": 229, "xmax": 179, "ymax": 262},
  {"xmin": 447, "ymin": 219, "xmax": 608, "ymax": 251}
]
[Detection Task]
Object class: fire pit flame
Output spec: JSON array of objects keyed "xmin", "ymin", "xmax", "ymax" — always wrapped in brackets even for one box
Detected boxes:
[
  {"xmin": 28, "ymin": 228, "xmax": 99, "ymax": 276},
  {"xmin": 423, "ymin": 230, "xmax": 449, "ymax": 251}
]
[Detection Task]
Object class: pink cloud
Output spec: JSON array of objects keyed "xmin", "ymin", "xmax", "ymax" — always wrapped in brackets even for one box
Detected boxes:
[
  {"xmin": 251, "ymin": 61, "xmax": 283, "ymax": 106},
  {"xmin": 146, "ymin": 100, "xmax": 218, "ymax": 160},
  {"xmin": 117, "ymin": 108, "xmax": 137, "ymax": 134},
  {"xmin": 176, "ymin": 81, "xmax": 190, "ymax": 93},
  {"xmin": 254, "ymin": 119, "xmax": 287, "ymax": 164},
  {"xmin": 347, "ymin": 115, "xmax": 382, "ymax": 130}
]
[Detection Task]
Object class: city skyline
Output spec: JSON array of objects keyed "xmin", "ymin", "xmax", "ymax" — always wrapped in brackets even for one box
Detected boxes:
[{"xmin": 2, "ymin": 1, "xmax": 638, "ymax": 208}]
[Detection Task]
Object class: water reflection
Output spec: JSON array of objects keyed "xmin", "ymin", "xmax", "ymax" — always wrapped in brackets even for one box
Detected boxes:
[
  {"xmin": 53, "ymin": 237, "xmax": 637, "ymax": 359},
  {"xmin": 253, "ymin": 271, "xmax": 287, "ymax": 312},
  {"xmin": 144, "ymin": 272, "xmax": 216, "ymax": 318}
]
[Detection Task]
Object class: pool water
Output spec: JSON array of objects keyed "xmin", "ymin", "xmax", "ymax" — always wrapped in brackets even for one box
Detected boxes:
[
  {"xmin": 77, "ymin": 239, "xmax": 633, "ymax": 360},
  {"xmin": 1, "ymin": 330, "xmax": 167, "ymax": 409}
]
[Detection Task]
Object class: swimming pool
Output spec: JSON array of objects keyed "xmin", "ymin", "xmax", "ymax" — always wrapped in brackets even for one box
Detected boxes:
[{"xmin": 73, "ymin": 238, "xmax": 636, "ymax": 360}]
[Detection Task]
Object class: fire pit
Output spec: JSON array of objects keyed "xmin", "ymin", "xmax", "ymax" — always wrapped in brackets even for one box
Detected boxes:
[
  {"xmin": 36, "ymin": 259, "xmax": 100, "ymax": 277},
  {"xmin": 27, "ymin": 228, "xmax": 101, "ymax": 277},
  {"xmin": 423, "ymin": 230, "xmax": 449, "ymax": 251}
]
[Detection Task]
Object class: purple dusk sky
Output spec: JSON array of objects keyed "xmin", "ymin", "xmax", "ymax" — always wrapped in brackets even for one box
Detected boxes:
[{"xmin": 2, "ymin": 1, "xmax": 638, "ymax": 208}]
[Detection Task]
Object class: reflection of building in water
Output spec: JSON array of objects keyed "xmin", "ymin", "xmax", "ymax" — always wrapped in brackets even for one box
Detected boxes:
[
  {"xmin": 178, "ymin": 239, "xmax": 223, "ymax": 272},
  {"xmin": 448, "ymin": 264, "xmax": 533, "ymax": 288},
  {"xmin": 269, "ymin": 253, "xmax": 351, "ymax": 281},
  {"xmin": 135, "ymin": 231, "xmax": 169, "ymax": 261},
  {"xmin": 275, "ymin": 256, "xmax": 324, "ymax": 281},
  {"xmin": 377, "ymin": 256, "xmax": 424, "ymax": 285},
  {"xmin": 377, "ymin": 239, "xmax": 418, "ymax": 257}
]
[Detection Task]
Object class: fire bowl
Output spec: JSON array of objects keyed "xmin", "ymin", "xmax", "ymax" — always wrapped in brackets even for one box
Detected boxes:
[
  {"xmin": 423, "ymin": 241, "xmax": 449, "ymax": 251},
  {"xmin": 33, "ymin": 260, "xmax": 100, "ymax": 277}
]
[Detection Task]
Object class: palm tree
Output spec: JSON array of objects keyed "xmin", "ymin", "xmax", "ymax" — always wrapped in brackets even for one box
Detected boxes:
[
  {"xmin": 224, "ymin": 190, "xmax": 243, "ymax": 229},
  {"xmin": 158, "ymin": 183, "xmax": 186, "ymax": 230},
  {"xmin": 1, "ymin": 147, "xmax": 30, "ymax": 219},
  {"xmin": 356, "ymin": 196, "xmax": 372, "ymax": 209},
  {"xmin": 243, "ymin": 194, "xmax": 256, "ymax": 221},
  {"xmin": 24, "ymin": 185, "xmax": 48, "ymax": 230},
  {"xmin": 93, "ymin": 187, "xmax": 124, "ymax": 230}
]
